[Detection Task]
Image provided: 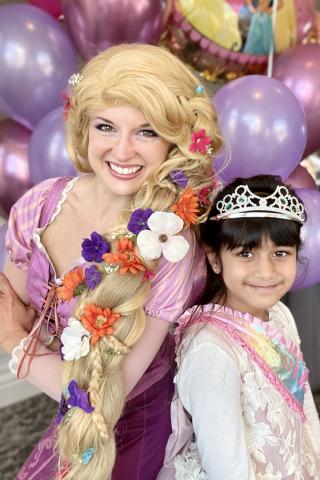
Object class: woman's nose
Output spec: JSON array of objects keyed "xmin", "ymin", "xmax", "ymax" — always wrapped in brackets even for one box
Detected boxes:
[{"xmin": 112, "ymin": 134, "xmax": 135, "ymax": 162}]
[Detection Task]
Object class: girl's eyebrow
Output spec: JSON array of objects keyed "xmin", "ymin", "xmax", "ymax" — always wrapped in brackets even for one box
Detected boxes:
[{"xmin": 94, "ymin": 117, "xmax": 151, "ymax": 129}]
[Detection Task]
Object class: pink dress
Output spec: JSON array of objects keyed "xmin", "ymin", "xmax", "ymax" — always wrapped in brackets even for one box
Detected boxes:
[{"xmin": 6, "ymin": 176, "xmax": 206, "ymax": 480}]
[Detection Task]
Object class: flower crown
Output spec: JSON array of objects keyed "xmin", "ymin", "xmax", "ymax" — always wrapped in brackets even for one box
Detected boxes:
[{"xmin": 212, "ymin": 184, "xmax": 305, "ymax": 224}]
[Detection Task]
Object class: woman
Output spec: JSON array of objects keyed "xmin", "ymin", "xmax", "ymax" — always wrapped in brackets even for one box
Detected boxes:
[{"xmin": 0, "ymin": 44, "xmax": 223, "ymax": 480}]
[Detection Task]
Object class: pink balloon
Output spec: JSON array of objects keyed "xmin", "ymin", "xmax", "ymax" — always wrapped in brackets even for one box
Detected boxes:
[
  {"xmin": 0, "ymin": 222, "xmax": 8, "ymax": 271},
  {"xmin": 0, "ymin": 120, "xmax": 33, "ymax": 219},
  {"xmin": 62, "ymin": 0, "xmax": 172, "ymax": 61},
  {"xmin": 291, "ymin": 188, "xmax": 320, "ymax": 291},
  {"xmin": 286, "ymin": 165, "xmax": 317, "ymax": 190},
  {"xmin": 28, "ymin": 0, "xmax": 62, "ymax": 18},
  {"xmin": 273, "ymin": 44, "xmax": 320, "ymax": 156}
]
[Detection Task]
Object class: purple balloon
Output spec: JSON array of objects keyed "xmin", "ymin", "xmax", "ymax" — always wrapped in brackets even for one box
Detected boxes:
[
  {"xmin": 286, "ymin": 165, "xmax": 317, "ymax": 190},
  {"xmin": 273, "ymin": 44, "xmax": 320, "ymax": 157},
  {"xmin": 292, "ymin": 188, "xmax": 320, "ymax": 291},
  {"xmin": 212, "ymin": 75, "xmax": 307, "ymax": 183},
  {"xmin": 0, "ymin": 4, "xmax": 76, "ymax": 130},
  {"xmin": 0, "ymin": 120, "xmax": 33, "ymax": 219},
  {"xmin": 28, "ymin": 107, "xmax": 77, "ymax": 183},
  {"xmin": 62, "ymin": 0, "xmax": 172, "ymax": 61},
  {"xmin": 0, "ymin": 222, "xmax": 8, "ymax": 271}
]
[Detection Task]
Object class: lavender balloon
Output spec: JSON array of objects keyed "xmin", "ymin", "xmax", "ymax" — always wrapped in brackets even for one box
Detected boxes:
[
  {"xmin": 273, "ymin": 44, "xmax": 320, "ymax": 157},
  {"xmin": 0, "ymin": 222, "xmax": 8, "ymax": 271},
  {"xmin": 212, "ymin": 75, "xmax": 307, "ymax": 183},
  {"xmin": 62, "ymin": 0, "xmax": 172, "ymax": 60},
  {"xmin": 0, "ymin": 120, "xmax": 33, "ymax": 219},
  {"xmin": 28, "ymin": 107, "xmax": 77, "ymax": 183},
  {"xmin": 292, "ymin": 188, "xmax": 320, "ymax": 291},
  {"xmin": 0, "ymin": 4, "xmax": 76, "ymax": 130}
]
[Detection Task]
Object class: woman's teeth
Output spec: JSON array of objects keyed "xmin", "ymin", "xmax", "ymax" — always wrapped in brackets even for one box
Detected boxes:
[{"xmin": 109, "ymin": 163, "xmax": 142, "ymax": 175}]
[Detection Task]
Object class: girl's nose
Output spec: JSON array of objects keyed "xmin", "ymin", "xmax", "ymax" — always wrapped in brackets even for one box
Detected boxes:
[
  {"xmin": 112, "ymin": 134, "xmax": 135, "ymax": 162},
  {"xmin": 256, "ymin": 256, "xmax": 276, "ymax": 278}
]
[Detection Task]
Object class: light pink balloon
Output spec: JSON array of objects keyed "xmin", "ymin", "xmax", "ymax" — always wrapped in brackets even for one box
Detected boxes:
[
  {"xmin": 0, "ymin": 120, "xmax": 33, "ymax": 218},
  {"xmin": 286, "ymin": 165, "xmax": 317, "ymax": 190},
  {"xmin": 0, "ymin": 222, "xmax": 8, "ymax": 271}
]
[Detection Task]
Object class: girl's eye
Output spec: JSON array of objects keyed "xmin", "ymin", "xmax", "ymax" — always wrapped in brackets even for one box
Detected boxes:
[
  {"xmin": 96, "ymin": 123, "xmax": 114, "ymax": 132},
  {"xmin": 138, "ymin": 129, "xmax": 158, "ymax": 138},
  {"xmin": 274, "ymin": 250, "xmax": 289, "ymax": 257},
  {"xmin": 239, "ymin": 251, "xmax": 253, "ymax": 258}
]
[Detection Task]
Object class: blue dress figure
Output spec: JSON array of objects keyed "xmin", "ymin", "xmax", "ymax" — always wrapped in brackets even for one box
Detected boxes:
[{"xmin": 243, "ymin": 0, "xmax": 274, "ymax": 55}]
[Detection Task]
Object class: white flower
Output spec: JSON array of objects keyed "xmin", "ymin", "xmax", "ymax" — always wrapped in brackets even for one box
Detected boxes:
[
  {"xmin": 61, "ymin": 317, "xmax": 91, "ymax": 361},
  {"xmin": 137, "ymin": 211, "xmax": 189, "ymax": 263}
]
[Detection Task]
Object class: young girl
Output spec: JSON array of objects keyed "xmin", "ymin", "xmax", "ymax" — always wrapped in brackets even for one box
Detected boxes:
[
  {"xmin": 0, "ymin": 44, "xmax": 223, "ymax": 479},
  {"xmin": 159, "ymin": 175, "xmax": 320, "ymax": 479}
]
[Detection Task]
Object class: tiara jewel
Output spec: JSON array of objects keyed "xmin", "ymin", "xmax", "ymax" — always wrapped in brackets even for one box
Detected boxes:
[
  {"xmin": 68, "ymin": 73, "xmax": 83, "ymax": 86},
  {"xmin": 214, "ymin": 184, "xmax": 305, "ymax": 224}
]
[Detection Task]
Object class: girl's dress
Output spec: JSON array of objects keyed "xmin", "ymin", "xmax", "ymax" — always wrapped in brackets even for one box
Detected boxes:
[
  {"xmin": 158, "ymin": 302, "xmax": 320, "ymax": 480},
  {"xmin": 6, "ymin": 176, "xmax": 206, "ymax": 480}
]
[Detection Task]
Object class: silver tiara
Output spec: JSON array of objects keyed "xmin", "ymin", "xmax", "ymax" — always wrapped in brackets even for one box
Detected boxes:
[
  {"xmin": 213, "ymin": 184, "xmax": 305, "ymax": 224},
  {"xmin": 68, "ymin": 73, "xmax": 83, "ymax": 86}
]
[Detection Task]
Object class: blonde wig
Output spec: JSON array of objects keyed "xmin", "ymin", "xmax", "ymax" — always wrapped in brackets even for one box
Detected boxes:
[{"xmin": 58, "ymin": 43, "xmax": 224, "ymax": 479}]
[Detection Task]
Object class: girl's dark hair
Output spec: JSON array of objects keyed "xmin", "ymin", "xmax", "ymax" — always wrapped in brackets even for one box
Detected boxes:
[{"xmin": 199, "ymin": 175, "xmax": 305, "ymax": 305}]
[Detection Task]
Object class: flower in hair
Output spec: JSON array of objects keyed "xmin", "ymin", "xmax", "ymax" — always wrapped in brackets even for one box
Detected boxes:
[
  {"xmin": 62, "ymin": 93, "xmax": 71, "ymax": 120},
  {"xmin": 57, "ymin": 267, "xmax": 85, "ymax": 302},
  {"xmin": 81, "ymin": 232, "xmax": 110, "ymax": 263},
  {"xmin": 171, "ymin": 187, "xmax": 200, "ymax": 226},
  {"xmin": 128, "ymin": 208, "xmax": 153, "ymax": 234},
  {"xmin": 67, "ymin": 380, "xmax": 94, "ymax": 414},
  {"xmin": 169, "ymin": 170, "xmax": 188, "ymax": 188},
  {"xmin": 189, "ymin": 129, "xmax": 213, "ymax": 155},
  {"xmin": 81, "ymin": 448, "xmax": 95, "ymax": 465},
  {"xmin": 103, "ymin": 237, "xmax": 146, "ymax": 275},
  {"xmin": 137, "ymin": 211, "xmax": 189, "ymax": 263},
  {"xmin": 61, "ymin": 317, "xmax": 91, "ymax": 361},
  {"xmin": 84, "ymin": 265, "xmax": 102, "ymax": 289},
  {"xmin": 80, "ymin": 304, "xmax": 120, "ymax": 345},
  {"xmin": 68, "ymin": 73, "xmax": 83, "ymax": 86}
]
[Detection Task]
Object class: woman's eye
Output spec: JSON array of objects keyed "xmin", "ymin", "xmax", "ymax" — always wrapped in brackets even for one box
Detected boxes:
[
  {"xmin": 138, "ymin": 129, "xmax": 158, "ymax": 137},
  {"xmin": 96, "ymin": 123, "xmax": 113, "ymax": 132}
]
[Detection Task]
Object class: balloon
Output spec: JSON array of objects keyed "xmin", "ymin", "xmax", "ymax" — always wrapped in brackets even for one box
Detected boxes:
[
  {"xmin": 165, "ymin": 0, "xmax": 316, "ymax": 76},
  {"xmin": 291, "ymin": 188, "xmax": 320, "ymax": 291},
  {"xmin": 0, "ymin": 4, "xmax": 76, "ymax": 130},
  {"xmin": 62, "ymin": 0, "xmax": 172, "ymax": 61},
  {"xmin": 0, "ymin": 120, "xmax": 32, "ymax": 219},
  {"xmin": 28, "ymin": 107, "xmax": 77, "ymax": 183},
  {"xmin": 273, "ymin": 44, "xmax": 320, "ymax": 157},
  {"xmin": 212, "ymin": 75, "xmax": 307, "ymax": 183},
  {"xmin": 28, "ymin": 0, "xmax": 62, "ymax": 18},
  {"xmin": 286, "ymin": 165, "xmax": 317, "ymax": 190},
  {"xmin": 0, "ymin": 222, "xmax": 8, "ymax": 271}
]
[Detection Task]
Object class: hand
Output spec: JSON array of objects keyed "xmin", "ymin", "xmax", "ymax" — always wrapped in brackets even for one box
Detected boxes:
[{"xmin": 0, "ymin": 273, "xmax": 36, "ymax": 353}]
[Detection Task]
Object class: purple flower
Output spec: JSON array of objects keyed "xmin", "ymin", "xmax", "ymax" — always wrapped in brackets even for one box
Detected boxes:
[
  {"xmin": 81, "ymin": 231, "xmax": 110, "ymax": 263},
  {"xmin": 67, "ymin": 380, "xmax": 94, "ymax": 414},
  {"xmin": 128, "ymin": 208, "xmax": 153, "ymax": 235},
  {"xmin": 169, "ymin": 170, "xmax": 188, "ymax": 188},
  {"xmin": 56, "ymin": 394, "xmax": 68, "ymax": 425},
  {"xmin": 84, "ymin": 265, "xmax": 102, "ymax": 289}
]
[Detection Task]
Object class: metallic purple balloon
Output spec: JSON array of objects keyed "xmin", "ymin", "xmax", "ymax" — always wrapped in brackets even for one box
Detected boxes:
[
  {"xmin": 212, "ymin": 75, "xmax": 307, "ymax": 183},
  {"xmin": 273, "ymin": 44, "xmax": 320, "ymax": 157},
  {"xmin": 291, "ymin": 188, "xmax": 320, "ymax": 291},
  {"xmin": 62, "ymin": 0, "xmax": 172, "ymax": 61},
  {"xmin": 28, "ymin": 107, "xmax": 77, "ymax": 184},
  {"xmin": 0, "ymin": 120, "xmax": 33, "ymax": 219},
  {"xmin": 0, "ymin": 222, "xmax": 8, "ymax": 271},
  {"xmin": 286, "ymin": 165, "xmax": 317, "ymax": 190},
  {"xmin": 0, "ymin": 4, "xmax": 76, "ymax": 130}
]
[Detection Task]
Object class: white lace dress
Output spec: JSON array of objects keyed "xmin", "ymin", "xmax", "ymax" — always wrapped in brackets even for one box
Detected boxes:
[{"xmin": 158, "ymin": 302, "xmax": 320, "ymax": 480}]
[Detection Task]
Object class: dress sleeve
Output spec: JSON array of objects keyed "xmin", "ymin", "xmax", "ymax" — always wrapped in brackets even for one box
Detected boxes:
[
  {"xmin": 5, "ymin": 178, "xmax": 57, "ymax": 270},
  {"xmin": 177, "ymin": 332, "xmax": 256, "ymax": 480},
  {"xmin": 144, "ymin": 229, "xmax": 206, "ymax": 323}
]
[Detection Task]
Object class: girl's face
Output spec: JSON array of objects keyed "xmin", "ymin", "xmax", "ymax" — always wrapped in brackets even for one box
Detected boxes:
[
  {"xmin": 88, "ymin": 105, "xmax": 170, "ymax": 200},
  {"xmin": 208, "ymin": 237, "xmax": 297, "ymax": 320}
]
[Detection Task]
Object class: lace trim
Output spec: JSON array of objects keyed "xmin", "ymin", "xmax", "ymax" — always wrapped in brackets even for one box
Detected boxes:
[{"xmin": 174, "ymin": 442, "xmax": 207, "ymax": 480}]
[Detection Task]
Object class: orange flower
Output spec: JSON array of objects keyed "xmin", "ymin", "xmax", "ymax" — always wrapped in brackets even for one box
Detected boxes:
[
  {"xmin": 80, "ymin": 304, "xmax": 120, "ymax": 345},
  {"xmin": 56, "ymin": 267, "xmax": 85, "ymax": 302},
  {"xmin": 171, "ymin": 187, "xmax": 200, "ymax": 226},
  {"xmin": 103, "ymin": 237, "xmax": 145, "ymax": 275}
]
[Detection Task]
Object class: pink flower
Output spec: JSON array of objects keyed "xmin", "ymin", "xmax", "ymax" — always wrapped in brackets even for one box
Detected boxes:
[{"xmin": 189, "ymin": 129, "xmax": 212, "ymax": 155}]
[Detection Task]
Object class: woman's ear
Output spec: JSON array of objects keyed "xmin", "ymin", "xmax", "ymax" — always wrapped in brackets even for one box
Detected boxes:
[{"xmin": 205, "ymin": 249, "xmax": 221, "ymax": 274}]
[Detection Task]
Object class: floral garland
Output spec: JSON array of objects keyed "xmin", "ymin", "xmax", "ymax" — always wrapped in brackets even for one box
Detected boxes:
[{"xmin": 56, "ymin": 128, "xmax": 217, "ymax": 364}]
